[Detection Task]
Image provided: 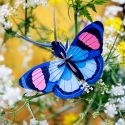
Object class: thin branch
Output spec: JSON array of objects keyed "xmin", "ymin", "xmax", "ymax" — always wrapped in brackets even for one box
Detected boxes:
[
  {"xmin": 105, "ymin": 26, "xmax": 122, "ymax": 63},
  {"xmin": 27, "ymin": 102, "xmax": 35, "ymax": 119},
  {"xmin": 83, "ymin": 88, "xmax": 97, "ymax": 117},
  {"xmin": 23, "ymin": 92, "xmax": 47, "ymax": 100},
  {"xmin": 74, "ymin": 10, "xmax": 78, "ymax": 36},
  {"xmin": 25, "ymin": 0, "xmax": 28, "ymax": 36},
  {"xmin": 53, "ymin": 7, "xmax": 57, "ymax": 41}
]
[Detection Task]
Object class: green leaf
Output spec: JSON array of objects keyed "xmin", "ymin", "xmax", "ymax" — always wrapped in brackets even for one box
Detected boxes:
[
  {"xmin": 68, "ymin": 4, "xmax": 72, "ymax": 20},
  {"xmin": 94, "ymin": 0, "xmax": 109, "ymax": 5},
  {"xmin": 80, "ymin": 7, "xmax": 93, "ymax": 22},
  {"xmin": 87, "ymin": 3, "xmax": 97, "ymax": 12},
  {"xmin": 5, "ymin": 28, "xmax": 17, "ymax": 38}
]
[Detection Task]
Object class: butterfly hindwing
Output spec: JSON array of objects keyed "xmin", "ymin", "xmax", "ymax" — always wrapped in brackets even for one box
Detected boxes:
[
  {"xmin": 53, "ymin": 67, "xmax": 84, "ymax": 99},
  {"xmin": 53, "ymin": 56, "xmax": 104, "ymax": 99},
  {"xmin": 19, "ymin": 60, "xmax": 65, "ymax": 93},
  {"xmin": 75, "ymin": 56, "xmax": 104, "ymax": 85}
]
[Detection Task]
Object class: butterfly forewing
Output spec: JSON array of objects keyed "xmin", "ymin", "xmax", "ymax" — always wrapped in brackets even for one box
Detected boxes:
[
  {"xmin": 67, "ymin": 21, "xmax": 104, "ymax": 60},
  {"xmin": 19, "ymin": 60, "xmax": 65, "ymax": 93}
]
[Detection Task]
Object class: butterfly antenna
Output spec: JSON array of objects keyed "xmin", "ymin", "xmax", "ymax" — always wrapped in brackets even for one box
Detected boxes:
[
  {"xmin": 16, "ymin": 33, "xmax": 52, "ymax": 48},
  {"xmin": 53, "ymin": 7, "xmax": 57, "ymax": 42}
]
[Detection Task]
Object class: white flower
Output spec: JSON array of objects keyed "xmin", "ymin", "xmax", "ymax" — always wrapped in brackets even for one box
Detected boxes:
[
  {"xmin": 23, "ymin": 3, "xmax": 28, "ymax": 9},
  {"xmin": 0, "ymin": 3, "xmax": 12, "ymax": 29},
  {"xmin": 30, "ymin": 118, "xmax": 48, "ymax": 125},
  {"xmin": 105, "ymin": 6, "xmax": 123, "ymax": 17},
  {"xmin": 39, "ymin": 0, "xmax": 48, "ymax": 6},
  {"xmin": 30, "ymin": 118, "xmax": 39, "ymax": 125},
  {"xmin": 23, "ymin": 0, "xmax": 47, "ymax": 9},
  {"xmin": 0, "ymin": 38, "xmax": 4, "ymax": 46},
  {"xmin": 0, "ymin": 55, "xmax": 4, "ymax": 62},
  {"xmin": 112, "ymin": 0, "xmax": 125, "ymax": 4},
  {"xmin": 0, "ymin": 29, "xmax": 5, "ymax": 34},
  {"xmin": 110, "ymin": 85, "xmax": 125, "ymax": 96},
  {"xmin": 39, "ymin": 120, "xmax": 48, "ymax": 125},
  {"xmin": 0, "ymin": 86, "xmax": 22, "ymax": 108},
  {"xmin": 3, "ymin": 87, "xmax": 21, "ymax": 106},
  {"xmin": 0, "ymin": 3, "xmax": 10, "ymax": 17},
  {"xmin": 23, "ymin": 121, "xmax": 28, "ymax": 125},
  {"xmin": 0, "ymin": 4, "xmax": 10, "ymax": 25},
  {"xmin": 18, "ymin": 42, "xmax": 33, "ymax": 69},
  {"xmin": 106, "ymin": 36, "xmax": 116, "ymax": 45},
  {"xmin": 15, "ymin": 0, "xmax": 25, "ymax": 9},
  {"xmin": 118, "ymin": 31, "xmax": 125, "ymax": 36},
  {"xmin": 104, "ymin": 64, "xmax": 111, "ymax": 71},
  {"xmin": 105, "ymin": 25, "xmax": 116, "ymax": 35},
  {"xmin": 115, "ymin": 118, "xmax": 125, "ymax": 125},
  {"xmin": 104, "ymin": 102, "xmax": 117, "ymax": 118},
  {"xmin": 104, "ymin": 84, "xmax": 125, "ymax": 118},
  {"xmin": 0, "ymin": 65, "xmax": 13, "ymax": 83},
  {"xmin": 3, "ymin": 21, "xmax": 12, "ymax": 29},
  {"xmin": 0, "ymin": 64, "xmax": 22, "ymax": 109},
  {"xmin": 117, "ymin": 97, "xmax": 125, "ymax": 110},
  {"xmin": 123, "ymin": 18, "xmax": 125, "ymax": 26},
  {"xmin": 0, "ymin": 17, "xmax": 5, "ymax": 24},
  {"xmin": 108, "ymin": 98, "xmax": 117, "ymax": 104}
]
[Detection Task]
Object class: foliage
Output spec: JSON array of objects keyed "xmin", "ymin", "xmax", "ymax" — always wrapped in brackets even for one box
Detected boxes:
[{"xmin": 68, "ymin": 0, "xmax": 109, "ymax": 21}]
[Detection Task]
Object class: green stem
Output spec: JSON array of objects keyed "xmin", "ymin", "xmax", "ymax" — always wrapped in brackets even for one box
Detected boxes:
[
  {"xmin": 46, "ymin": 105, "xmax": 73, "ymax": 120},
  {"xmin": 53, "ymin": 7, "xmax": 57, "ymax": 41},
  {"xmin": 84, "ymin": 112, "xmax": 90, "ymax": 125},
  {"xmin": 105, "ymin": 26, "xmax": 122, "ymax": 63},
  {"xmin": 83, "ymin": 88, "xmax": 97, "ymax": 118},
  {"xmin": 105, "ymin": 34, "xmax": 119, "ymax": 63},
  {"xmin": 8, "ymin": 101, "xmax": 27, "ymax": 114},
  {"xmin": 11, "ymin": 17, "xmax": 24, "ymax": 34},
  {"xmin": 74, "ymin": 10, "xmax": 78, "ymax": 36},
  {"xmin": 23, "ymin": 93, "xmax": 47, "ymax": 100},
  {"xmin": 25, "ymin": 0, "xmax": 28, "ymax": 36},
  {"xmin": 27, "ymin": 102, "xmax": 35, "ymax": 119}
]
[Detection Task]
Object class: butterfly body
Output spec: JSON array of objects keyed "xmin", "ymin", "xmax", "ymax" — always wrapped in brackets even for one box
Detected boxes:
[{"xmin": 19, "ymin": 21, "xmax": 104, "ymax": 99}]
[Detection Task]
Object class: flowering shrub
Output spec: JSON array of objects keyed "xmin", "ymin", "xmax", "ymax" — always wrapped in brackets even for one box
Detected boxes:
[{"xmin": 0, "ymin": 0, "xmax": 125, "ymax": 125}]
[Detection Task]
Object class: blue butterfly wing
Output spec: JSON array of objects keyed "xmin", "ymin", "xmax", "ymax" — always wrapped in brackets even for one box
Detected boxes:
[
  {"xmin": 53, "ymin": 22, "xmax": 104, "ymax": 99},
  {"xmin": 66, "ymin": 46, "xmax": 89, "ymax": 61},
  {"xmin": 75, "ymin": 56, "xmax": 104, "ymax": 84},
  {"xmin": 67, "ymin": 21, "xmax": 104, "ymax": 61},
  {"xmin": 19, "ymin": 60, "xmax": 65, "ymax": 93},
  {"xmin": 53, "ymin": 67, "xmax": 84, "ymax": 99},
  {"xmin": 53, "ymin": 56, "xmax": 103, "ymax": 99}
]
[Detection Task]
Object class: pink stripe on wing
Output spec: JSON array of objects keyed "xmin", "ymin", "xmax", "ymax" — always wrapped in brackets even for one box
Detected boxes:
[
  {"xmin": 85, "ymin": 36, "xmax": 97, "ymax": 45},
  {"xmin": 32, "ymin": 68, "xmax": 46, "ymax": 91},
  {"xmin": 33, "ymin": 75, "xmax": 44, "ymax": 84},
  {"xmin": 82, "ymin": 34, "xmax": 93, "ymax": 43},
  {"xmin": 79, "ymin": 32, "xmax": 88, "ymax": 41},
  {"xmin": 79, "ymin": 32, "xmax": 100, "ymax": 50},
  {"xmin": 36, "ymin": 80, "xmax": 46, "ymax": 90},
  {"xmin": 88, "ymin": 41, "xmax": 100, "ymax": 49},
  {"xmin": 32, "ymin": 72, "xmax": 43, "ymax": 81},
  {"xmin": 32, "ymin": 68, "xmax": 41, "ymax": 76}
]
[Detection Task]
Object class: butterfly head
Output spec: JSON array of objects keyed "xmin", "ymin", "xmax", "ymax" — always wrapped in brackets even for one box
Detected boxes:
[{"xmin": 51, "ymin": 41, "xmax": 67, "ymax": 59}]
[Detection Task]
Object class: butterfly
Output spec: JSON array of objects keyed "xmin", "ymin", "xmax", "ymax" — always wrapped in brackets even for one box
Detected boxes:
[{"xmin": 19, "ymin": 21, "xmax": 104, "ymax": 99}]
